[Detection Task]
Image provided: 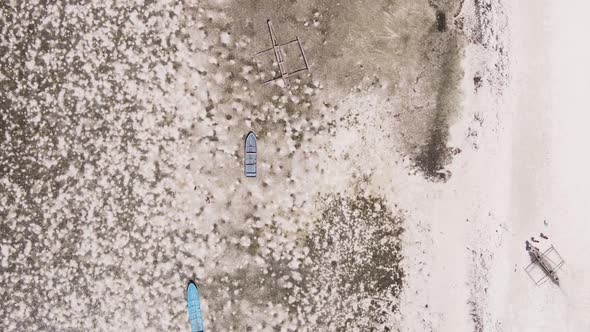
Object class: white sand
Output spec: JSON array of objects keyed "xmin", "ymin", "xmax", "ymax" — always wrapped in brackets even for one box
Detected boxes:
[
  {"xmin": 409, "ymin": 1, "xmax": 590, "ymax": 331},
  {"xmin": 399, "ymin": 1, "xmax": 590, "ymax": 331},
  {"xmin": 496, "ymin": 0, "xmax": 590, "ymax": 330}
]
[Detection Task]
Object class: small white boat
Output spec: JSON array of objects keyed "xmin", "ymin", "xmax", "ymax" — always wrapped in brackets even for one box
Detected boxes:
[{"xmin": 245, "ymin": 132, "xmax": 257, "ymax": 177}]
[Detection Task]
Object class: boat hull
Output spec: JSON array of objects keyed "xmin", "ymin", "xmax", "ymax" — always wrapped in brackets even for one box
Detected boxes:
[{"xmin": 245, "ymin": 132, "xmax": 257, "ymax": 177}]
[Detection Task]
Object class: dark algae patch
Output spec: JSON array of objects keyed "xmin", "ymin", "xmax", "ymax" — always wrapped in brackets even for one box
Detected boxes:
[
  {"xmin": 204, "ymin": 193, "xmax": 405, "ymax": 330},
  {"xmin": 413, "ymin": 22, "xmax": 464, "ymax": 182},
  {"xmin": 402, "ymin": 0, "xmax": 465, "ymax": 182},
  {"xmin": 436, "ymin": 11, "xmax": 447, "ymax": 32},
  {"xmin": 301, "ymin": 193, "xmax": 405, "ymax": 330},
  {"xmin": 415, "ymin": 124, "xmax": 462, "ymax": 182}
]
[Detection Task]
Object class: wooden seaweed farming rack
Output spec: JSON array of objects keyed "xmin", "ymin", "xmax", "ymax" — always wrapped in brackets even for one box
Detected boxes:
[{"xmin": 254, "ymin": 19, "xmax": 310, "ymax": 87}]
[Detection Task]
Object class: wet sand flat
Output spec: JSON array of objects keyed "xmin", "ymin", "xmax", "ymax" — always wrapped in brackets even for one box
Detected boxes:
[{"xmin": 0, "ymin": 0, "xmax": 516, "ymax": 331}]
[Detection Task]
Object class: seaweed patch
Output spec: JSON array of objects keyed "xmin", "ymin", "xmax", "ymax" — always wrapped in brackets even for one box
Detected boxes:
[{"xmin": 301, "ymin": 193, "xmax": 405, "ymax": 330}]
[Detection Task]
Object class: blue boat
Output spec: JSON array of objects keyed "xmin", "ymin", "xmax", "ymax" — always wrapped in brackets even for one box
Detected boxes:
[
  {"xmin": 187, "ymin": 281, "xmax": 204, "ymax": 332},
  {"xmin": 245, "ymin": 132, "xmax": 257, "ymax": 177}
]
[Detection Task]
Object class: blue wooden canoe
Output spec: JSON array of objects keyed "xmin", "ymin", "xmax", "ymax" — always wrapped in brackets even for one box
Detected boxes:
[
  {"xmin": 187, "ymin": 281, "xmax": 204, "ymax": 332},
  {"xmin": 245, "ymin": 132, "xmax": 257, "ymax": 177}
]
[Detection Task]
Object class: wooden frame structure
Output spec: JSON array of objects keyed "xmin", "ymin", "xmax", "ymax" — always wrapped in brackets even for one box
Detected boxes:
[{"xmin": 254, "ymin": 19, "xmax": 310, "ymax": 87}]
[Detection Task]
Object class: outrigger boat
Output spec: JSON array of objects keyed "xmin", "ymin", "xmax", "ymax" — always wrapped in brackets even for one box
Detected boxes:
[
  {"xmin": 187, "ymin": 281, "xmax": 204, "ymax": 332},
  {"xmin": 245, "ymin": 132, "xmax": 257, "ymax": 177},
  {"xmin": 524, "ymin": 244, "xmax": 565, "ymax": 286}
]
